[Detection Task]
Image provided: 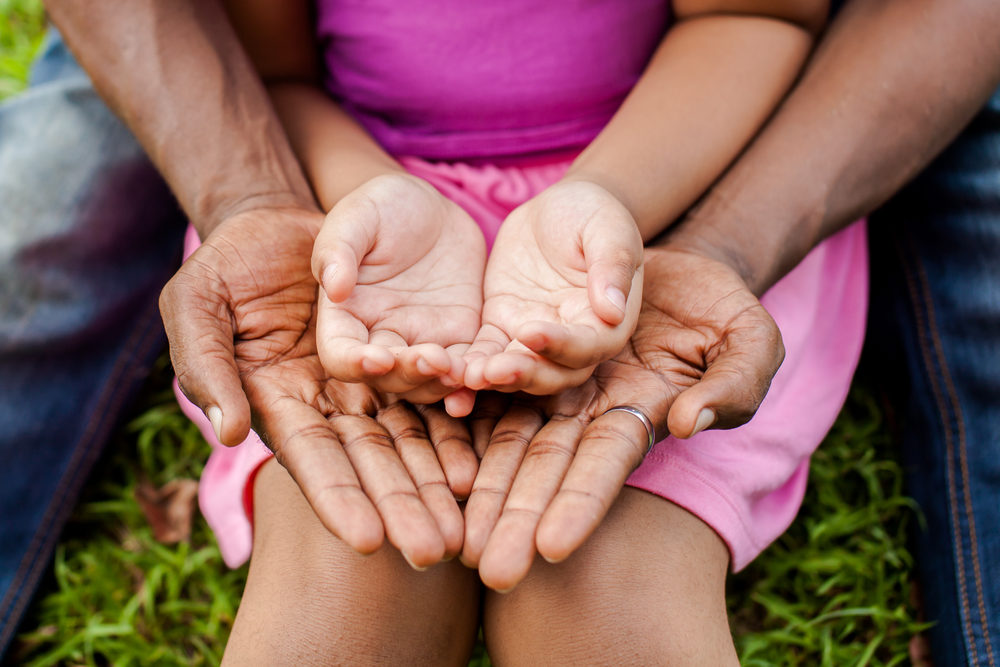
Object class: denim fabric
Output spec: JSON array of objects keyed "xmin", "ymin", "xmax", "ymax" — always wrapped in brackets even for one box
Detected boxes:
[
  {"xmin": 870, "ymin": 85, "xmax": 1000, "ymax": 666},
  {"xmin": 0, "ymin": 32, "xmax": 184, "ymax": 655}
]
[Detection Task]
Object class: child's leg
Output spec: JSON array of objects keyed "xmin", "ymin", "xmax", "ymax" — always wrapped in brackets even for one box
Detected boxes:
[
  {"xmin": 483, "ymin": 488, "xmax": 737, "ymax": 666},
  {"xmin": 223, "ymin": 459, "xmax": 481, "ymax": 666}
]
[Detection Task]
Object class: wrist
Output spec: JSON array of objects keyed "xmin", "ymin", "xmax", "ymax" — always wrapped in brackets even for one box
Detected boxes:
[
  {"xmin": 660, "ymin": 196, "xmax": 816, "ymax": 297},
  {"xmin": 558, "ymin": 169, "xmax": 642, "ymax": 230},
  {"xmin": 196, "ymin": 189, "xmax": 321, "ymax": 238}
]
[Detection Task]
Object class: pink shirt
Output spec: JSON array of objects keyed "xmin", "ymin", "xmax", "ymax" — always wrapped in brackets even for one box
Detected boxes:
[{"xmin": 317, "ymin": 0, "xmax": 669, "ymax": 160}]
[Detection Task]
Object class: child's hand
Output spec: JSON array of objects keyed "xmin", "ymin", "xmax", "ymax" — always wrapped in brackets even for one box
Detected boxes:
[
  {"xmin": 460, "ymin": 180, "xmax": 643, "ymax": 402},
  {"xmin": 312, "ymin": 173, "xmax": 486, "ymax": 404}
]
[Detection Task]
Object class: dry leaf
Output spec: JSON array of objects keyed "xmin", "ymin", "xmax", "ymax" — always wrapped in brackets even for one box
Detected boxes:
[{"xmin": 134, "ymin": 478, "xmax": 199, "ymax": 543}]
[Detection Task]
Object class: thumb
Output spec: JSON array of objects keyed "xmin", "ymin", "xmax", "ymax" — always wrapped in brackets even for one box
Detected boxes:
[
  {"xmin": 160, "ymin": 267, "xmax": 252, "ymax": 446},
  {"xmin": 667, "ymin": 317, "xmax": 785, "ymax": 439},
  {"xmin": 311, "ymin": 193, "xmax": 379, "ymax": 303},
  {"xmin": 582, "ymin": 212, "xmax": 644, "ymax": 327}
]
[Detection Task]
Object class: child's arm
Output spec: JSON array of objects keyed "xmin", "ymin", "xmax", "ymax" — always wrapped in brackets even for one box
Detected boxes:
[
  {"xmin": 223, "ymin": 0, "xmax": 486, "ymax": 410},
  {"xmin": 566, "ymin": 0, "xmax": 829, "ymax": 240},
  {"xmin": 461, "ymin": 0, "xmax": 827, "ymax": 400}
]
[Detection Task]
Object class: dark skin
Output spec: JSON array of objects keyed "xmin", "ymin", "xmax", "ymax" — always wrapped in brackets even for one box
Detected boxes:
[
  {"xmin": 46, "ymin": 0, "xmax": 477, "ymax": 568},
  {"xmin": 468, "ymin": 0, "xmax": 1000, "ymax": 589},
  {"xmin": 46, "ymin": 0, "xmax": 1000, "ymax": 584}
]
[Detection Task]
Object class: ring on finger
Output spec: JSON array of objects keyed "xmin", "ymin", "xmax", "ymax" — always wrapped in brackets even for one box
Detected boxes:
[{"xmin": 602, "ymin": 405, "xmax": 655, "ymax": 454}]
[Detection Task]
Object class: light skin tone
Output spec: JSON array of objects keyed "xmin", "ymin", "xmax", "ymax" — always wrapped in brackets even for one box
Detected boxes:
[
  {"xmin": 45, "ymin": 0, "xmax": 476, "ymax": 568},
  {"xmin": 228, "ymin": 0, "xmax": 826, "ymax": 412},
  {"xmin": 48, "ymin": 0, "xmax": 1000, "ymax": 662},
  {"xmin": 472, "ymin": 0, "xmax": 1000, "ymax": 593},
  {"xmin": 213, "ymin": 0, "xmax": 818, "ymax": 661}
]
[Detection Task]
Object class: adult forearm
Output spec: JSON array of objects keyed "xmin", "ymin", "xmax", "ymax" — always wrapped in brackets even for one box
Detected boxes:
[
  {"xmin": 45, "ymin": 0, "xmax": 317, "ymax": 236},
  {"xmin": 667, "ymin": 0, "xmax": 1000, "ymax": 295}
]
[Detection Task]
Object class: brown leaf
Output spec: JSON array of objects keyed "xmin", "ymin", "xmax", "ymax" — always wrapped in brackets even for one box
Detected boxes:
[{"xmin": 134, "ymin": 478, "xmax": 199, "ymax": 543}]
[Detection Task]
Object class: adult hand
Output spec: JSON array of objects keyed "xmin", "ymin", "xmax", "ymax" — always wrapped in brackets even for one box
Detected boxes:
[
  {"xmin": 462, "ymin": 244, "xmax": 785, "ymax": 591},
  {"xmin": 159, "ymin": 205, "xmax": 478, "ymax": 568},
  {"xmin": 461, "ymin": 180, "xmax": 644, "ymax": 401},
  {"xmin": 312, "ymin": 173, "xmax": 486, "ymax": 408}
]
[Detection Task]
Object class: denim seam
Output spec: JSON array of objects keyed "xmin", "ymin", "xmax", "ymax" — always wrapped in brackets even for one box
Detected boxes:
[
  {"xmin": 899, "ymin": 234, "xmax": 995, "ymax": 666},
  {"xmin": 0, "ymin": 301, "xmax": 164, "ymax": 651}
]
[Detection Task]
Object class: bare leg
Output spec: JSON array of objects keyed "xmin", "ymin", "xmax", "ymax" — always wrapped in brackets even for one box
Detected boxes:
[
  {"xmin": 223, "ymin": 459, "xmax": 481, "ymax": 666},
  {"xmin": 483, "ymin": 488, "xmax": 737, "ymax": 666}
]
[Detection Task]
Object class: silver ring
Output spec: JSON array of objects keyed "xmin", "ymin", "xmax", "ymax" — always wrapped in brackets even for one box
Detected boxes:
[{"xmin": 603, "ymin": 406, "xmax": 655, "ymax": 454}]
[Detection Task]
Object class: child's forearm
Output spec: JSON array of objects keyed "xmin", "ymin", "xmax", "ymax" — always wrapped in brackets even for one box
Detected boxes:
[
  {"xmin": 268, "ymin": 84, "xmax": 406, "ymax": 211},
  {"xmin": 563, "ymin": 3, "xmax": 826, "ymax": 241}
]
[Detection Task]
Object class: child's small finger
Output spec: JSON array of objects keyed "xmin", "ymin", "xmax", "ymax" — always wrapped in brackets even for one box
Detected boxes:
[
  {"xmin": 318, "ymin": 337, "xmax": 393, "ymax": 382},
  {"xmin": 444, "ymin": 388, "xmax": 477, "ymax": 418},
  {"xmin": 517, "ymin": 320, "xmax": 612, "ymax": 369},
  {"xmin": 463, "ymin": 324, "xmax": 512, "ymax": 390},
  {"xmin": 482, "ymin": 352, "xmax": 594, "ymax": 395},
  {"xmin": 396, "ymin": 344, "xmax": 451, "ymax": 380}
]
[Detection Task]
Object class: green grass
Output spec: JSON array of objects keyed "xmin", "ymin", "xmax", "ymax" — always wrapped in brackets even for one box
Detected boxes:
[
  {"xmin": 0, "ymin": 0, "xmax": 45, "ymax": 98},
  {"xmin": 2, "ymin": 6, "xmax": 924, "ymax": 665}
]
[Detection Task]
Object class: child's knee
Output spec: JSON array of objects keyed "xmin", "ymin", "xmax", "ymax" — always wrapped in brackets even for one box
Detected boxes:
[
  {"xmin": 224, "ymin": 460, "xmax": 481, "ymax": 666},
  {"xmin": 483, "ymin": 489, "xmax": 737, "ymax": 666}
]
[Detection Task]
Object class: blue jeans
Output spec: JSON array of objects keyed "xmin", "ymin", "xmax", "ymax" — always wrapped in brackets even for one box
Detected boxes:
[
  {"xmin": 0, "ymin": 33, "xmax": 184, "ymax": 655},
  {"xmin": 870, "ymin": 87, "xmax": 1000, "ymax": 665}
]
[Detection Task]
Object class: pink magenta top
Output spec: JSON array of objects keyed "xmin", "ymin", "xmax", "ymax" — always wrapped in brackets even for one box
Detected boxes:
[
  {"xmin": 189, "ymin": 1, "xmax": 869, "ymax": 573},
  {"xmin": 316, "ymin": 0, "xmax": 669, "ymax": 160}
]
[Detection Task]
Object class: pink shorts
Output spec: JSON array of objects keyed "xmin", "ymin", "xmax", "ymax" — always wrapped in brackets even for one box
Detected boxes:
[{"xmin": 178, "ymin": 155, "xmax": 867, "ymax": 572}]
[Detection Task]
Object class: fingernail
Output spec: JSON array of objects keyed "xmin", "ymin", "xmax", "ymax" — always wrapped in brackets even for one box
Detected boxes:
[
  {"xmin": 416, "ymin": 357, "xmax": 434, "ymax": 375},
  {"xmin": 691, "ymin": 408, "xmax": 716, "ymax": 437},
  {"xmin": 321, "ymin": 263, "xmax": 339, "ymax": 292},
  {"xmin": 206, "ymin": 406, "xmax": 224, "ymax": 443},
  {"xmin": 605, "ymin": 286, "xmax": 627, "ymax": 314},
  {"xmin": 402, "ymin": 553, "xmax": 428, "ymax": 572},
  {"xmin": 541, "ymin": 553, "xmax": 567, "ymax": 564},
  {"xmin": 361, "ymin": 355, "xmax": 389, "ymax": 374}
]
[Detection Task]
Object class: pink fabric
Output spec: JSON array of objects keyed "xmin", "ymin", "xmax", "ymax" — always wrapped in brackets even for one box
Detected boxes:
[
  {"xmin": 317, "ymin": 0, "xmax": 669, "ymax": 160},
  {"xmin": 186, "ymin": 157, "xmax": 868, "ymax": 571}
]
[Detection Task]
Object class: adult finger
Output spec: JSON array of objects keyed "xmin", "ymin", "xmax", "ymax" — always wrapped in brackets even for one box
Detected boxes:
[
  {"xmin": 159, "ymin": 258, "xmax": 251, "ymax": 446},
  {"xmin": 667, "ymin": 310, "xmax": 785, "ymax": 439},
  {"xmin": 330, "ymin": 410, "xmax": 450, "ymax": 568},
  {"xmin": 254, "ymin": 380, "xmax": 448, "ymax": 568},
  {"xmin": 254, "ymin": 393, "xmax": 387, "ymax": 556},
  {"xmin": 378, "ymin": 402, "xmax": 465, "ymax": 558},
  {"xmin": 311, "ymin": 193, "xmax": 377, "ymax": 303},
  {"xmin": 414, "ymin": 403, "xmax": 479, "ymax": 500},
  {"xmin": 476, "ymin": 411, "xmax": 588, "ymax": 592},
  {"xmin": 465, "ymin": 392, "xmax": 510, "ymax": 458},
  {"xmin": 535, "ymin": 407, "xmax": 651, "ymax": 564},
  {"xmin": 461, "ymin": 403, "xmax": 544, "ymax": 568}
]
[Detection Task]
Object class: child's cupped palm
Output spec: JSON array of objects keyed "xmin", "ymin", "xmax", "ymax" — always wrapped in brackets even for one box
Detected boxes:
[
  {"xmin": 314, "ymin": 176, "xmax": 643, "ymax": 409},
  {"xmin": 313, "ymin": 173, "xmax": 487, "ymax": 403}
]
